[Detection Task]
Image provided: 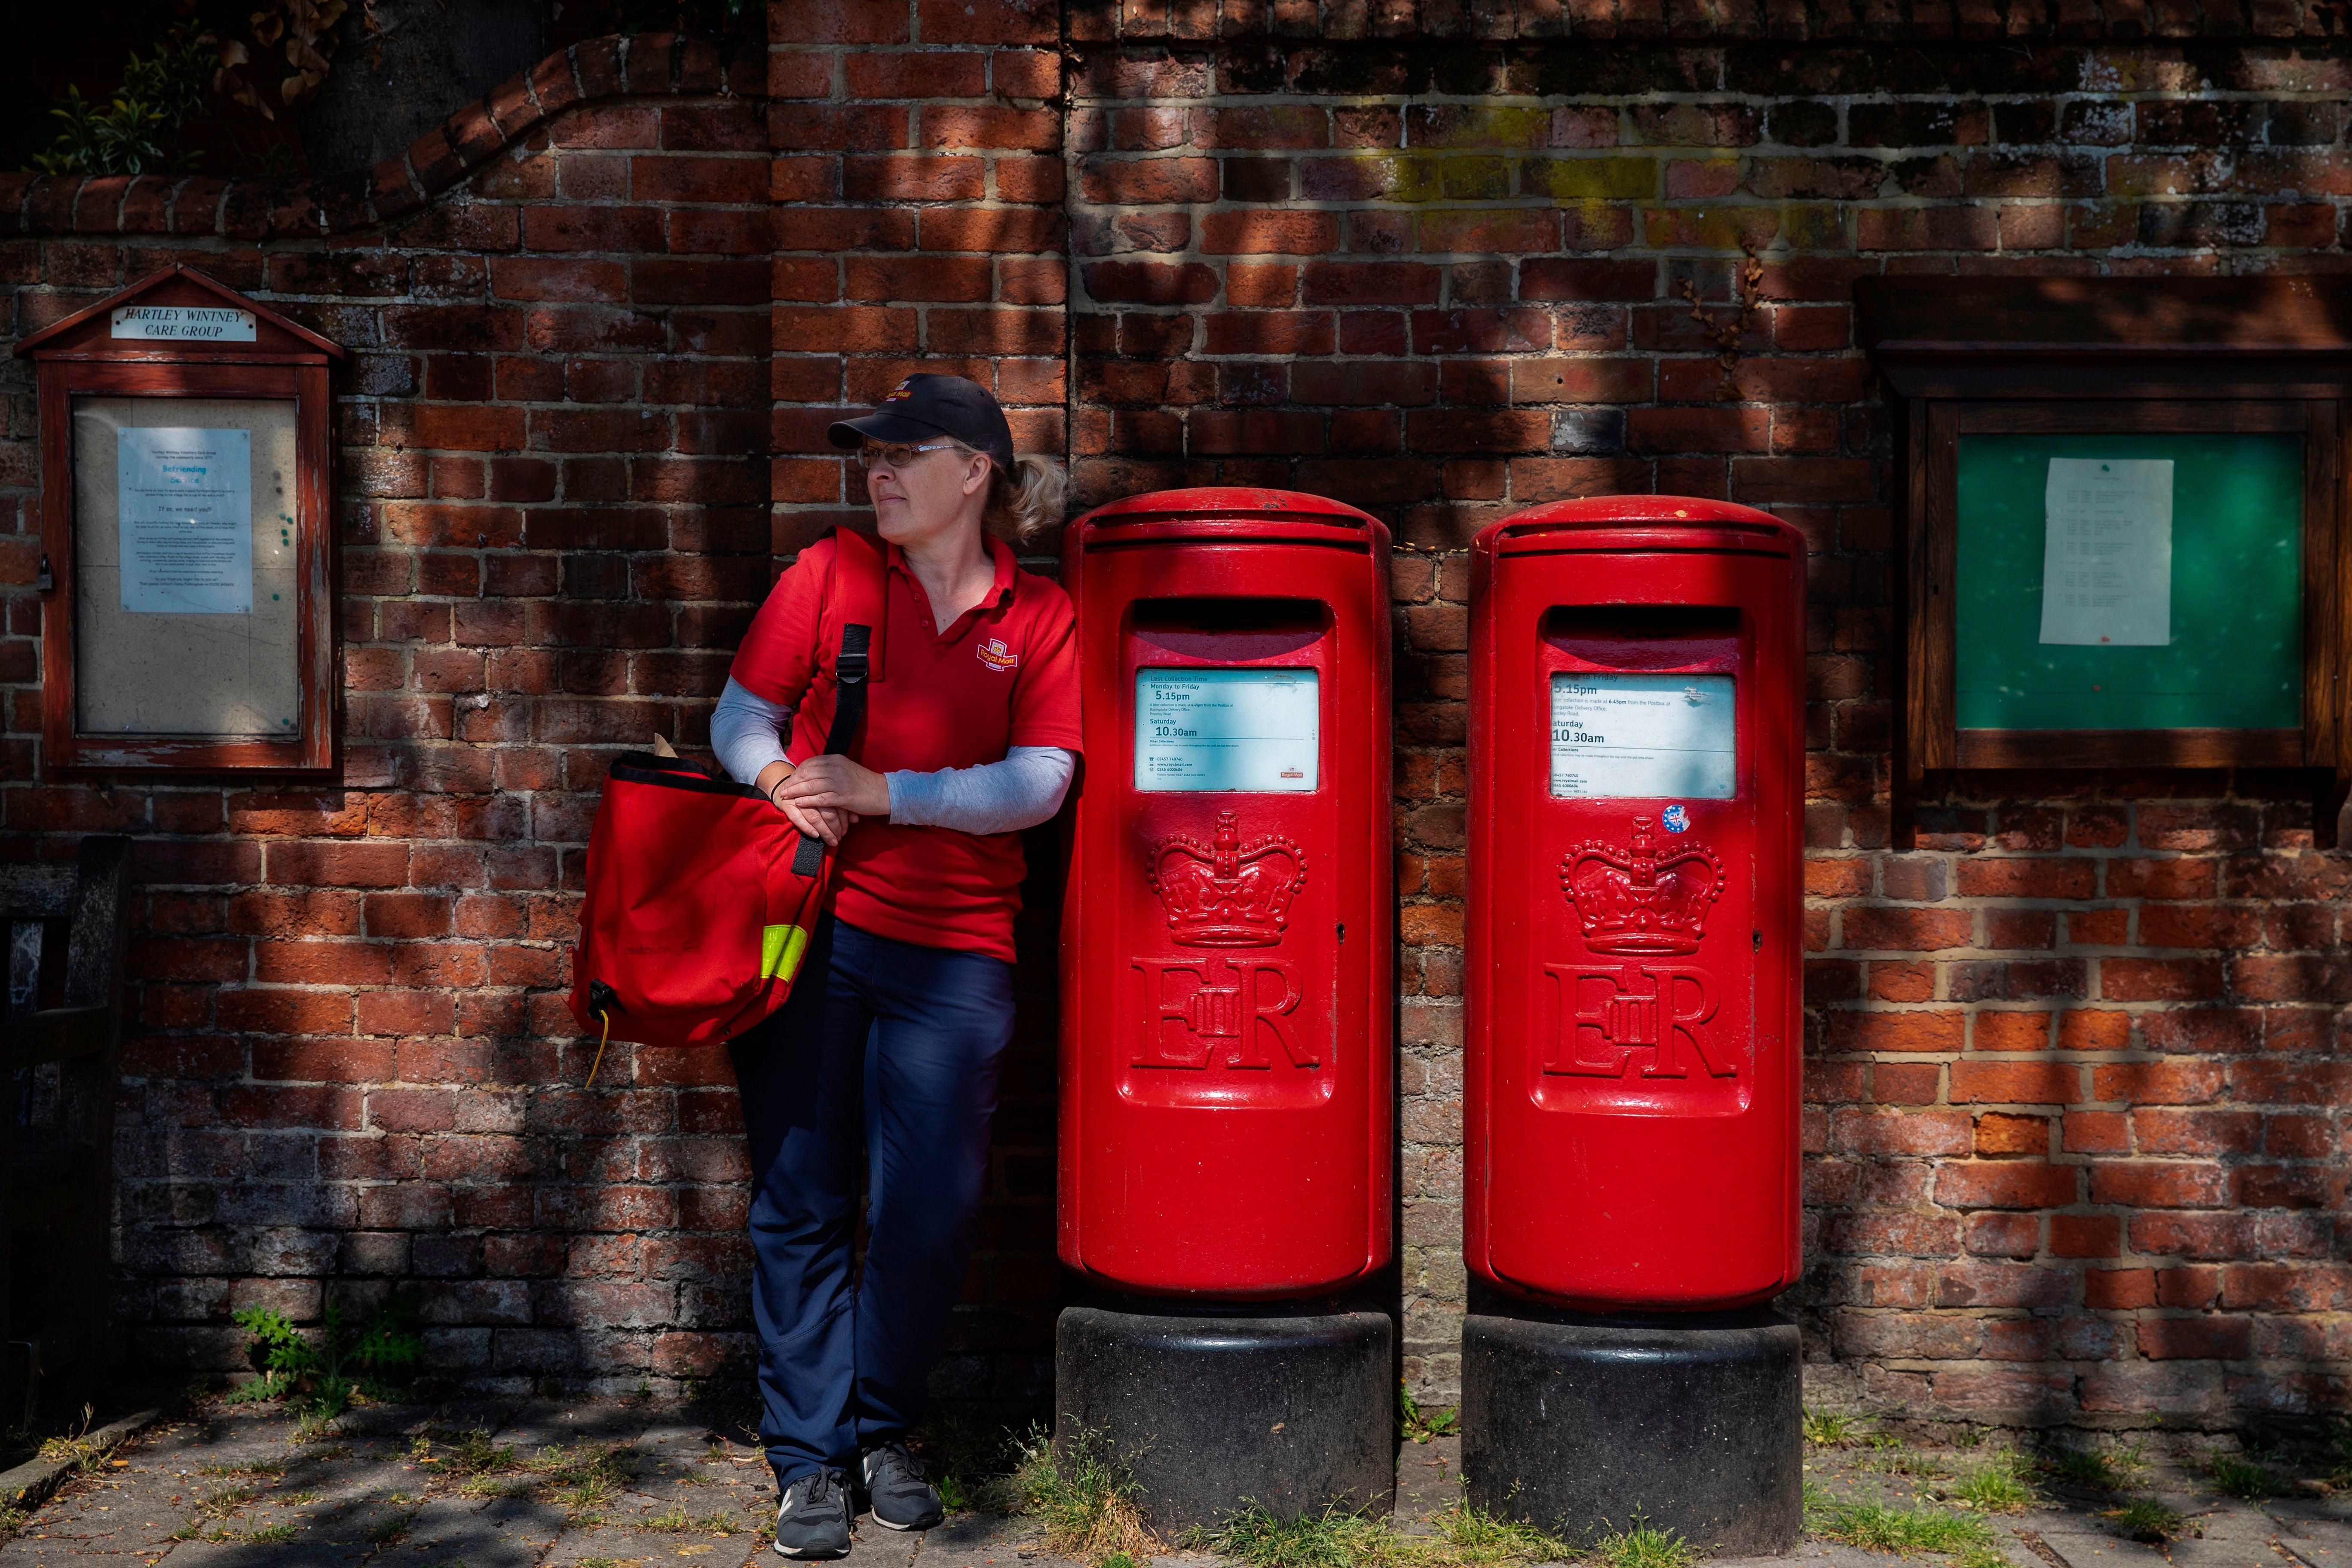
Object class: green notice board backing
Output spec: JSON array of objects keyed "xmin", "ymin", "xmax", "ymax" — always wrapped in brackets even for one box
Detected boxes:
[{"xmin": 1954, "ymin": 432, "xmax": 2304, "ymax": 731}]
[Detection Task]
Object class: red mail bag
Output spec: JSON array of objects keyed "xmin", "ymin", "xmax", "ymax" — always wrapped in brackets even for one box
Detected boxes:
[{"xmin": 567, "ymin": 528, "xmax": 888, "ymax": 1053}]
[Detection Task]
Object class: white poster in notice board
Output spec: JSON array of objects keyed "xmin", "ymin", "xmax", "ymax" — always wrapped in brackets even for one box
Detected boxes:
[{"xmin": 116, "ymin": 426, "xmax": 253, "ymax": 615}]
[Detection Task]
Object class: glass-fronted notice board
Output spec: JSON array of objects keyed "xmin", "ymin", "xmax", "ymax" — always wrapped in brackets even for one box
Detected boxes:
[
  {"xmin": 1954, "ymin": 432, "xmax": 2304, "ymax": 733},
  {"xmin": 1860, "ymin": 272, "xmax": 2352, "ymax": 847}
]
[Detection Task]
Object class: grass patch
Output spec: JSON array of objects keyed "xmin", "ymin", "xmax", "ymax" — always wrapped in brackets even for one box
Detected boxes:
[
  {"xmin": 1804, "ymin": 1409, "xmax": 1862, "ymax": 1448},
  {"xmin": 1204, "ymin": 1502, "xmax": 1575, "ymax": 1568},
  {"xmin": 0, "ymin": 1505, "xmax": 28, "ymax": 1541},
  {"xmin": 529, "ymin": 1442, "xmax": 636, "ymax": 1521},
  {"xmin": 368, "ymin": 1507, "xmax": 419, "ymax": 1545},
  {"xmin": 2104, "ymin": 1500, "xmax": 2187, "ymax": 1543},
  {"xmin": 192, "ymin": 1484, "xmax": 257, "ymax": 1521},
  {"xmin": 2208, "ymin": 1453, "xmax": 2281, "ymax": 1499},
  {"xmin": 1592, "ymin": 1517, "xmax": 1694, "ymax": 1568},
  {"xmin": 199, "ymin": 1458, "xmax": 285, "ymax": 1478},
  {"xmin": 242, "ymin": 1522, "xmax": 297, "ymax": 1543},
  {"xmin": 2038, "ymin": 1442, "xmax": 2143, "ymax": 1493},
  {"xmin": 1859, "ymin": 1436, "xmax": 1947, "ymax": 1479},
  {"xmin": 996, "ymin": 1427, "xmax": 1158, "ymax": 1565},
  {"xmin": 1428, "ymin": 1504, "xmax": 1578, "ymax": 1566},
  {"xmin": 1945, "ymin": 1455, "xmax": 2034, "ymax": 1515},
  {"xmin": 1207, "ymin": 1504, "xmax": 1401, "ymax": 1568},
  {"xmin": 645, "ymin": 1502, "xmax": 695, "ymax": 1531},
  {"xmin": 1812, "ymin": 1494, "xmax": 2005, "ymax": 1568}
]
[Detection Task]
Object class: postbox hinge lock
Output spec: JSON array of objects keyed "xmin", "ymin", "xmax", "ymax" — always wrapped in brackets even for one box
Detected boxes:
[
  {"xmin": 1753, "ymin": 929, "xmax": 1762, "ymax": 952},
  {"xmin": 34, "ymin": 555, "xmax": 51, "ymax": 593},
  {"xmin": 1336, "ymin": 922, "xmax": 1345, "ymax": 943}
]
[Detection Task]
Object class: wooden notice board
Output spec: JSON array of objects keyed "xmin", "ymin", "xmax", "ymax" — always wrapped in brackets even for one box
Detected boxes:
[
  {"xmin": 13, "ymin": 265, "xmax": 342, "ymax": 773},
  {"xmin": 1860, "ymin": 277, "xmax": 2352, "ymax": 845}
]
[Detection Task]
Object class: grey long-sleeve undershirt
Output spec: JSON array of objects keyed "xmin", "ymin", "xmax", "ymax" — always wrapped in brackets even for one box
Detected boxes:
[{"xmin": 710, "ymin": 677, "xmax": 1075, "ymax": 836}]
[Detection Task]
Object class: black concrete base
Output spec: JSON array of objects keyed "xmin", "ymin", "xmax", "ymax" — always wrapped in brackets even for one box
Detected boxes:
[
  {"xmin": 1054, "ymin": 1303, "xmax": 1393, "ymax": 1533},
  {"xmin": 1462, "ymin": 1308, "xmax": 1802, "ymax": 1556}
]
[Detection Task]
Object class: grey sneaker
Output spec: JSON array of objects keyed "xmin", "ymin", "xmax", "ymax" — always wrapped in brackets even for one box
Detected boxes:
[
  {"xmin": 773, "ymin": 1468, "xmax": 851, "ymax": 1559},
  {"xmin": 860, "ymin": 1439, "xmax": 945, "ymax": 1531}
]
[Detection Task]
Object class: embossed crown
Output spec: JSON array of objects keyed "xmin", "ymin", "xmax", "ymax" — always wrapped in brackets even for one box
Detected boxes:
[
  {"xmin": 1560, "ymin": 815, "xmax": 1724, "ymax": 956},
  {"xmin": 1148, "ymin": 812, "xmax": 1308, "ymax": 948}
]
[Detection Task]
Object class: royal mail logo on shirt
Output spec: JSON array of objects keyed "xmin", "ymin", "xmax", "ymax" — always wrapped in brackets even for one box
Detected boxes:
[{"xmin": 976, "ymin": 637, "xmax": 1019, "ymax": 673}]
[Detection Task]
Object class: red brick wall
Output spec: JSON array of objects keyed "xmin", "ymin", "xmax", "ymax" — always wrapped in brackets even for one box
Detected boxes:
[{"xmin": 6, "ymin": 0, "xmax": 2352, "ymax": 1429}]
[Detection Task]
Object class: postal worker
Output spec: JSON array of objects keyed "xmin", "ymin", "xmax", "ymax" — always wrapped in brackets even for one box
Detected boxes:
[{"xmin": 709, "ymin": 374, "xmax": 1080, "ymax": 1558}]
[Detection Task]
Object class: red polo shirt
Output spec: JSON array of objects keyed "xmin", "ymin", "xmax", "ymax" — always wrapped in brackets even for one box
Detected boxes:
[{"xmin": 729, "ymin": 532, "xmax": 1082, "ymax": 961}]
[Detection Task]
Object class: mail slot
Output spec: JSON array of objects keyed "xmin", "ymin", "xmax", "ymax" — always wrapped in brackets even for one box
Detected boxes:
[
  {"xmin": 1060, "ymin": 488, "xmax": 1393, "ymax": 1298},
  {"xmin": 1467, "ymin": 496, "xmax": 1805, "ymax": 1309}
]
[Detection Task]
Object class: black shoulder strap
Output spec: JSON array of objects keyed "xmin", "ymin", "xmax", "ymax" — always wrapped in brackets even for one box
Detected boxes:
[{"xmin": 790, "ymin": 555, "xmax": 881, "ymax": 878}]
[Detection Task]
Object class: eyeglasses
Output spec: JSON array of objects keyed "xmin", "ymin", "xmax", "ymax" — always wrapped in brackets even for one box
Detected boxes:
[{"xmin": 857, "ymin": 441, "xmax": 958, "ymax": 471}]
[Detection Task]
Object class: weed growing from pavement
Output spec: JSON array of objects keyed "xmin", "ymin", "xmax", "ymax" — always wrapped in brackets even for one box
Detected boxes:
[
  {"xmin": 2105, "ymin": 1499, "xmax": 2189, "ymax": 1542},
  {"xmin": 199, "ymin": 1458, "xmax": 285, "ymax": 1478},
  {"xmin": 1208, "ymin": 1504, "xmax": 1406, "ymax": 1568},
  {"xmin": 2208, "ymin": 1452, "xmax": 2282, "ymax": 1498},
  {"xmin": 1400, "ymin": 1384, "xmax": 1461, "ymax": 1445},
  {"xmin": 368, "ymin": 1507, "xmax": 419, "ymax": 1545},
  {"xmin": 1943, "ymin": 1454, "xmax": 2035, "ymax": 1514},
  {"xmin": 0, "ymin": 1504, "xmax": 28, "ymax": 1540},
  {"xmin": 529, "ymin": 1442, "xmax": 637, "ymax": 1521},
  {"xmin": 1803, "ymin": 1409, "xmax": 1862, "ymax": 1448},
  {"xmin": 998, "ymin": 1425, "xmax": 1159, "ymax": 1565},
  {"xmin": 1590, "ymin": 1516, "xmax": 1694, "ymax": 1568},
  {"xmin": 2039, "ymin": 1441, "xmax": 2144, "ymax": 1492},
  {"xmin": 36, "ymin": 1404, "xmax": 116, "ymax": 1474},
  {"xmin": 1859, "ymin": 1436, "xmax": 1948, "ymax": 1479},
  {"xmin": 1809, "ymin": 1493, "xmax": 2006, "ymax": 1568},
  {"xmin": 1204, "ymin": 1501, "xmax": 1578, "ymax": 1568}
]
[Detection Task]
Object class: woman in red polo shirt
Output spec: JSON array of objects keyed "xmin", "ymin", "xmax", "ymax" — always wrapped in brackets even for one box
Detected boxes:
[{"xmin": 709, "ymin": 375, "xmax": 1080, "ymax": 1559}]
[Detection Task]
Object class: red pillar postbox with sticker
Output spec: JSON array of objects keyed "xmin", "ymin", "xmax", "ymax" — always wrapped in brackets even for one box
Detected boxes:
[
  {"xmin": 1467, "ymin": 497, "xmax": 1806, "ymax": 1311},
  {"xmin": 1058, "ymin": 488, "xmax": 1394, "ymax": 1299}
]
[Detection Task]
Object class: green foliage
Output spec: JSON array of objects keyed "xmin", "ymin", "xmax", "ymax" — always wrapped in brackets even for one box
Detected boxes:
[
  {"xmin": 2105, "ymin": 1499, "xmax": 2188, "ymax": 1542},
  {"xmin": 1205, "ymin": 1503, "xmax": 1574, "ymax": 1568},
  {"xmin": 2038, "ymin": 1441, "xmax": 2143, "ymax": 1492},
  {"xmin": 529, "ymin": 1442, "xmax": 637, "ymax": 1521},
  {"xmin": 230, "ymin": 1292, "xmax": 423, "ymax": 1419},
  {"xmin": 1804, "ymin": 1409, "xmax": 1862, "ymax": 1448},
  {"xmin": 1591, "ymin": 1517, "xmax": 1694, "ymax": 1568},
  {"xmin": 1946, "ymin": 1455, "xmax": 2035, "ymax": 1514},
  {"xmin": 1860, "ymin": 1436, "xmax": 1947, "ymax": 1479},
  {"xmin": 33, "ymin": 34, "xmax": 216, "ymax": 176},
  {"xmin": 1811, "ymin": 1495, "xmax": 2003, "ymax": 1564},
  {"xmin": 1401, "ymin": 1385, "xmax": 1461, "ymax": 1445},
  {"xmin": 2207, "ymin": 1452, "xmax": 2282, "ymax": 1499},
  {"xmin": 998, "ymin": 1426, "xmax": 1158, "ymax": 1565}
]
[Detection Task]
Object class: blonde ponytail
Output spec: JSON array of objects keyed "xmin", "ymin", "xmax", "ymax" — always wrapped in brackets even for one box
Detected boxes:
[{"xmin": 982, "ymin": 451, "xmax": 1069, "ymax": 545}]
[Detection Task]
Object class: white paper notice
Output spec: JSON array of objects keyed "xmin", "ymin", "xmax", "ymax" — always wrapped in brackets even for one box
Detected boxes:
[
  {"xmin": 116, "ymin": 428, "xmax": 253, "ymax": 615},
  {"xmin": 1551, "ymin": 673, "xmax": 1736, "ymax": 799},
  {"xmin": 1136, "ymin": 669, "xmax": 1318, "ymax": 792},
  {"xmin": 2038, "ymin": 457, "xmax": 2173, "ymax": 646}
]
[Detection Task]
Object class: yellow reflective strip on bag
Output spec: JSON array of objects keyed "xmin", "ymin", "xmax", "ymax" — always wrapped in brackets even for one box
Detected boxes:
[{"xmin": 760, "ymin": 923, "xmax": 811, "ymax": 984}]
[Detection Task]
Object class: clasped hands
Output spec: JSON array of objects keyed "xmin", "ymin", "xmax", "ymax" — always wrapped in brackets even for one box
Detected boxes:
[{"xmin": 758, "ymin": 754, "xmax": 889, "ymax": 847}]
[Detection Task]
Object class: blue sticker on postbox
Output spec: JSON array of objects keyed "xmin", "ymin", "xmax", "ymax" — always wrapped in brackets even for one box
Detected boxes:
[{"xmin": 1661, "ymin": 804, "xmax": 1689, "ymax": 833}]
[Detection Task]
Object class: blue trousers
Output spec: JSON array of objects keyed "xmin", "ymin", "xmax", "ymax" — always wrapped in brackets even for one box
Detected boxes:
[{"xmin": 727, "ymin": 915, "xmax": 1014, "ymax": 1488}]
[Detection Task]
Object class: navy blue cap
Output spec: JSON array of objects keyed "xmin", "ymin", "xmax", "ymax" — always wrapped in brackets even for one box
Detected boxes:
[{"xmin": 827, "ymin": 374, "xmax": 1014, "ymax": 468}]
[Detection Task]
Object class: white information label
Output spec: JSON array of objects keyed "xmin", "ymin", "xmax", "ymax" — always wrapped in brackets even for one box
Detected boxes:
[
  {"xmin": 1551, "ymin": 673, "xmax": 1736, "ymax": 799},
  {"xmin": 116, "ymin": 427, "xmax": 253, "ymax": 615},
  {"xmin": 110, "ymin": 305, "xmax": 257, "ymax": 342},
  {"xmin": 1136, "ymin": 668, "xmax": 1319, "ymax": 792},
  {"xmin": 2038, "ymin": 456, "xmax": 2173, "ymax": 647}
]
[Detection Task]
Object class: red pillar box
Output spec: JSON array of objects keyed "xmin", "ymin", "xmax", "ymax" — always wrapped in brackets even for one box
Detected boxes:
[
  {"xmin": 1462, "ymin": 496, "xmax": 1806, "ymax": 1555},
  {"xmin": 1054, "ymin": 488, "xmax": 1395, "ymax": 1531}
]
